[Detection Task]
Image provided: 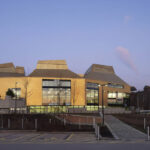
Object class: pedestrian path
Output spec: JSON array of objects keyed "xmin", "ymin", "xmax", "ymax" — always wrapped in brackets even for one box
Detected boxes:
[
  {"xmin": 104, "ymin": 107, "xmax": 131, "ymax": 114},
  {"xmin": 105, "ymin": 115, "xmax": 147, "ymax": 141}
]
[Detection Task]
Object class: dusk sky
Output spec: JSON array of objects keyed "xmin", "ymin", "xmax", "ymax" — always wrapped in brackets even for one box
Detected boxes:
[{"xmin": 0, "ymin": 0, "xmax": 150, "ymax": 90}]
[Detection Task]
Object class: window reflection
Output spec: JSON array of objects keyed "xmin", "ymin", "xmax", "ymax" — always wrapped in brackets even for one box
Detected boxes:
[
  {"xmin": 86, "ymin": 83, "xmax": 99, "ymax": 106},
  {"xmin": 42, "ymin": 80, "xmax": 71, "ymax": 105},
  {"xmin": 11, "ymin": 88, "xmax": 21, "ymax": 99}
]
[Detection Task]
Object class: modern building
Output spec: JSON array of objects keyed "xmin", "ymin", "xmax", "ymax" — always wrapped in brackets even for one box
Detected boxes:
[{"xmin": 0, "ymin": 60, "xmax": 130, "ymax": 113}]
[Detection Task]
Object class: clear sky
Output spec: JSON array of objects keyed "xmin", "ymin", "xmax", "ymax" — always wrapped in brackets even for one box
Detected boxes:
[{"xmin": 0, "ymin": 0, "xmax": 150, "ymax": 90}]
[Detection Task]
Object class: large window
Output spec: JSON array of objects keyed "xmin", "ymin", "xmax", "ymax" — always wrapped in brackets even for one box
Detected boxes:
[
  {"xmin": 108, "ymin": 92, "xmax": 128, "ymax": 105},
  {"xmin": 42, "ymin": 80, "xmax": 71, "ymax": 105},
  {"xmin": 86, "ymin": 83, "xmax": 99, "ymax": 106},
  {"xmin": 108, "ymin": 92, "xmax": 117, "ymax": 99}
]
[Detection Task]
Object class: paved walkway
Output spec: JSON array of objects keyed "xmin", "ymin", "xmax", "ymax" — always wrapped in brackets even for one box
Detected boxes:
[
  {"xmin": 105, "ymin": 115, "xmax": 147, "ymax": 141},
  {"xmin": 104, "ymin": 107, "xmax": 131, "ymax": 114}
]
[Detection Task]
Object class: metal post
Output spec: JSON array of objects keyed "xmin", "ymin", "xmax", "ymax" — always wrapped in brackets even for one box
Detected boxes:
[
  {"xmin": 49, "ymin": 119, "xmax": 51, "ymax": 124},
  {"xmin": 147, "ymin": 126, "xmax": 150, "ymax": 141},
  {"xmin": 15, "ymin": 82, "xmax": 18, "ymax": 114},
  {"xmin": 97, "ymin": 125, "xmax": 100, "ymax": 140},
  {"xmin": 79, "ymin": 118, "xmax": 80, "ymax": 129},
  {"xmin": 1, "ymin": 115, "xmax": 3, "ymax": 129},
  {"xmin": 1, "ymin": 119, "xmax": 3, "ymax": 129},
  {"xmin": 102, "ymin": 86, "xmax": 104, "ymax": 126},
  {"xmin": 93, "ymin": 117, "xmax": 95, "ymax": 128},
  {"xmin": 8, "ymin": 119, "xmax": 10, "ymax": 129},
  {"xmin": 22, "ymin": 118, "xmax": 24, "ymax": 129},
  {"xmin": 64, "ymin": 118, "xmax": 66, "ymax": 126},
  {"xmin": 95, "ymin": 124, "xmax": 97, "ymax": 136},
  {"xmin": 86, "ymin": 116, "xmax": 88, "ymax": 125},
  {"xmin": 144, "ymin": 118, "xmax": 146, "ymax": 130},
  {"xmin": 35, "ymin": 119, "xmax": 37, "ymax": 130}
]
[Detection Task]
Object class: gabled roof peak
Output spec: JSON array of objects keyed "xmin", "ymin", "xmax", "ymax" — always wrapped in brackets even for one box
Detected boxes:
[{"xmin": 85, "ymin": 64, "xmax": 115, "ymax": 75}]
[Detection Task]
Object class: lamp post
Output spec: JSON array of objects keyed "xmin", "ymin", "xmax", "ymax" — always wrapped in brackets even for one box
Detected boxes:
[
  {"xmin": 15, "ymin": 82, "xmax": 18, "ymax": 114},
  {"xmin": 99, "ymin": 84, "xmax": 107, "ymax": 126}
]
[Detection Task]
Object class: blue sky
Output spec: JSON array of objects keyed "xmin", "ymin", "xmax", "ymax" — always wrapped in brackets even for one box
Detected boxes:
[{"xmin": 0, "ymin": 0, "xmax": 150, "ymax": 90}]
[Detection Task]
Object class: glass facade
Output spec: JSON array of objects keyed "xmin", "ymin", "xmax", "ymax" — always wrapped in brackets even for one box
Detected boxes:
[
  {"xmin": 108, "ymin": 92, "xmax": 129, "ymax": 105},
  {"xmin": 86, "ymin": 82, "xmax": 99, "ymax": 106},
  {"xmin": 42, "ymin": 79, "xmax": 71, "ymax": 105},
  {"xmin": 108, "ymin": 92, "xmax": 117, "ymax": 99}
]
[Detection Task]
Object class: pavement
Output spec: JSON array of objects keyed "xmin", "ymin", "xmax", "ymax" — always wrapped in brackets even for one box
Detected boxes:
[
  {"xmin": 104, "ymin": 107, "xmax": 131, "ymax": 114},
  {"xmin": 0, "ymin": 129, "xmax": 149, "ymax": 144},
  {"xmin": 0, "ymin": 114, "xmax": 149, "ymax": 145},
  {"xmin": 0, "ymin": 131, "xmax": 98, "ymax": 144},
  {"xmin": 1, "ymin": 143, "xmax": 150, "ymax": 150},
  {"xmin": 105, "ymin": 115, "xmax": 147, "ymax": 141}
]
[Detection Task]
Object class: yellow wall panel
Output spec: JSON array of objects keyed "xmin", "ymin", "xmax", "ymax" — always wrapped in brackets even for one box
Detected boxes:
[
  {"xmin": 26, "ymin": 77, "xmax": 42, "ymax": 106},
  {"xmin": 71, "ymin": 79, "xmax": 85, "ymax": 106}
]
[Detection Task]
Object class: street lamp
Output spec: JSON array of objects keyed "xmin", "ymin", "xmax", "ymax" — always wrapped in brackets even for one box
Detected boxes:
[
  {"xmin": 15, "ymin": 82, "xmax": 18, "ymax": 114},
  {"xmin": 98, "ymin": 84, "xmax": 107, "ymax": 126}
]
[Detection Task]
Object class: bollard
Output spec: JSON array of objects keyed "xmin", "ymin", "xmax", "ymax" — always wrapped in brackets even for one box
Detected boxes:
[
  {"xmin": 1, "ymin": 118, "xmax": 3, "ymax": 129},
  {"xmin": 144, "ymin": 118, "xmax": 146, "ymax": 130},
  {"xmin": 86, "ymin": 116, "xmax": 88, "ymax": 125},
  {"xmin": 22, "ymin": 118, "xmax": 24, "ymax": 129},
  {"xmin": 79, "ymin": 118, "xmax": 81, "ymax": 129},
  {"xmin": 95, "ymin": 124, "xmax": 97, "ymax": 136},
  {"xmin": 64, "ymin": 118, "xmax": 66, "ymax": 126},
  {"xmin": 49, "ymin": 119, "xmax": 51, "ymax": 124},
  {"xmin": 8, "ymin": 119, "xmax": 10, "ymax": 129},
  {"xmin": 147, "ymin": 126, "xmax": 150, "ymax": 141},
  {"xmin": 97, "ymin": 125, "xmax": 100, "ymax": 140},
  {"xmin": 93, "ymin": 118, "xmax": 96, "ymax": 128},
  {"xmin": 35, "ymin": 119, "xmax": 37, "ymax": 130}
]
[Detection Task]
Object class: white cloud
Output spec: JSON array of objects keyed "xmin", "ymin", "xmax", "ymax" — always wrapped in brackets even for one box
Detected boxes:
[{"xmin": 115, "ymin": 46, "xmax": 137, "ymax": 72}]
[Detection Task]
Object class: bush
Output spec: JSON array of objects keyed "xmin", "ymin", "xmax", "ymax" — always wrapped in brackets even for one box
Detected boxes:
[{"xmin": 6, "ymin": 89, "xmax": 15, "ymax": 98}]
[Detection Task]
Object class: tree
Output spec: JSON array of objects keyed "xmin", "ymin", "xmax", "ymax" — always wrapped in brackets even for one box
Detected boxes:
[
  {"xmin": 144, "ymin": 85, "xmax": 150, "ymax": 91},
  {"xmin": 131, "ymin": 86, "xmax": 137, "ymax": 92},
  {"xmin": 6, "ymin": 89, "xmax": 15, "ymax": 98}
]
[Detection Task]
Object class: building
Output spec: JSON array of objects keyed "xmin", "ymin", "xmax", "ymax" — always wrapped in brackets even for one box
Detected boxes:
[
  {"xmin": 0, "ymin": 60, "xmax": 130, "ymax": 113},
  {"xmin": 130, "ymin": 86, "xmax": 150, "ymax": 110}
]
